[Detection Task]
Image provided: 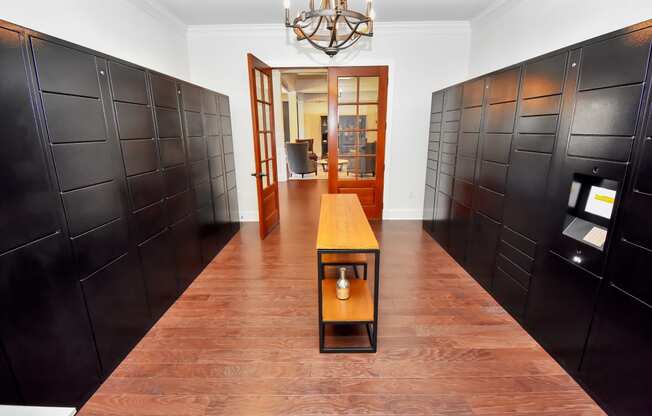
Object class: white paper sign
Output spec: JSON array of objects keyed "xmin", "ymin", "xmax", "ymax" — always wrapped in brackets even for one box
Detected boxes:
[{"xmin": 585, "ymin": 186, "xmax": 616, "ymax": 219}]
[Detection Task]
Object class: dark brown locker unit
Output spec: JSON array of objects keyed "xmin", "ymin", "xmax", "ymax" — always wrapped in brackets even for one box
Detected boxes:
[
  {"xmin": 422, "ymin": 91, "xmax": 444, "ymax": 234},
  {"xmin": 150, "ymin": 74, "xmax": 203, "ymax": 293},
  {"xmin": 207, "ymin": 92, "xmax": 232, "ymax": 245},
  {"xmin": 200, "ymin": 88, "xmax": 230, "ymax": 250},
  {"xmin": 449, "ymin": 78, "xmax": 487, "ymax": 264},
  {"xmin": 457, "ymin": 76, "xmax": 502, "ymax": 290},
  {"xmin": 0, "ymin": 27, "xmax": 101, "ymax": 406},
  {"xmin": 528, "ymin": 27, "xmax": 652, "ymax": 374},
  {"xmin": 0, "ymin": 18, "xmax": 239, "ymax": 408},
  {"xmin": 579, "ymin": 27, "xmax": 652, "ymax": 416},
  {"xmin": 109, "ymin": 65, "xmax": 183, "ymax": 328},
  {"xmin": 421, "ymin": 19, "xmax": 652, "ymax": 415},
  {"xmin": 0, "ymin": 344, "xmax": 18, "ymax": 403},
  {"xmin": 31, "ymin": 37, "xmax": 152, "ymax": 377},
  {"xmin": 221, "ymin": 96, "xmax": 240, "ymax": 231},
  {"xmin": 432, "ymin": 85, "xmax": 462, "ymax": 248},
  {"xmin": 181, "ymin": 83, "xmax": 218, "ymax": 265},
  {"xmin": 495, "ymin": 55, "xmax": 567, "ymax": 319}
]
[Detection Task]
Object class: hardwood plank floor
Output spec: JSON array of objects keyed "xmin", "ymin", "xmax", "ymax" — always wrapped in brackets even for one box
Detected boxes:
[{"xmin": 79, "ymin": 179, "xmax": 603, "ymax": 416}]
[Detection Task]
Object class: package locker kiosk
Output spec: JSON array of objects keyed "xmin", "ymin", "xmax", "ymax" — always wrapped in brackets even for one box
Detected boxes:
[{"xmin": 423, "ymin": 20, "xmax": 652, "ymax": 415}]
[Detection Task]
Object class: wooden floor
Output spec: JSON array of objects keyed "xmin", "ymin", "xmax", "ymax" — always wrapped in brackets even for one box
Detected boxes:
[{"xmin": 79, "ymin": 180, "xmax": 604, "ymax": 416}]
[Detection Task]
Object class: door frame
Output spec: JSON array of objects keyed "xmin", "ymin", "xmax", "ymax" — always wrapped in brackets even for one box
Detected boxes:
[
  {"xmin": 248, "ymin": 63, "xmax": 390, "ymax": 234},
  {"xmin": 327, "ymin": 65, "xmax": 388, "ymax": 219}
]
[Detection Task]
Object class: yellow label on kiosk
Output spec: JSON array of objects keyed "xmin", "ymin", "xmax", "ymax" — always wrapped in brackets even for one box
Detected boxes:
[{"xmin": 595, "ymin": 194, "xmax": 615, "ymax": 204}]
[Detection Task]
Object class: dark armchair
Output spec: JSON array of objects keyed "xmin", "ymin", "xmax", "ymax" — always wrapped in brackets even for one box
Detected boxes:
[
  {"xmin": 286, "ymin": 142, "xmax": 318, "ymax": 178},
  {"xmin": 296, "ymin": 138, "xmax": 319, "ymax": 161}
]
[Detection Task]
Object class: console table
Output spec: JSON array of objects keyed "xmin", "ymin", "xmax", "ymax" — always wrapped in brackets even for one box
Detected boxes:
[{"xmin": 316, "ymin": 194, "xmax": 380, "ymax": 353}]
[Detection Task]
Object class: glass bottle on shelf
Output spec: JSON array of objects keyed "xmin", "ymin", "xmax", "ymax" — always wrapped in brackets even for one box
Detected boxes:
[{"xmin": 336, "ymin": 267, "xmax": 350, "ymax": 300}]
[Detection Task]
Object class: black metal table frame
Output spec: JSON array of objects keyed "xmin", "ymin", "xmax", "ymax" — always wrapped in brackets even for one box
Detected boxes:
[{"xmin": 317, "ymin": 248, "xmax": 380, "ymax": 353}]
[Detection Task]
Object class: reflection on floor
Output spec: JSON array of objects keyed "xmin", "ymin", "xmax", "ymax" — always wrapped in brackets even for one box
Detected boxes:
[{"xmin": 79, "ymin": 180, "xmax": 604, "ymax": 415}]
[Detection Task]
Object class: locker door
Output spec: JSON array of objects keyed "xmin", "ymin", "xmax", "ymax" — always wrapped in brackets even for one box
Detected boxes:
[
  {"xmin": 0, "ymin": 29, "xmax": 100, "ymax": 405},
  {"xmin": 32, "ymin": 37, "xmax": 152, "ymax": 377}
]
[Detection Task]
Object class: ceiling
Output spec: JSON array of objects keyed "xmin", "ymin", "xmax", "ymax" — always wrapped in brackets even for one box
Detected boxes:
[{"xmin": 151, "ymin": 0, "xmax": 504, "ymax": 25}]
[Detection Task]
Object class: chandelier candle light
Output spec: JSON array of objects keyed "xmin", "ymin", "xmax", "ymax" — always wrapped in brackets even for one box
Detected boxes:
[{"xmin": 284, "ymin": 0, "xmax": 375, "ymax": 56}]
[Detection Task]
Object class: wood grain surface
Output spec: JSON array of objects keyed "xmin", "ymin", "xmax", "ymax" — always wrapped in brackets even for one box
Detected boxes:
[
  {"xmin": 317, "ymin": 194, "xmax": 379, "ymax": 250},
  {"xmin": 78, "ymin": 180, "xmax": 603, "ymax": 416}
]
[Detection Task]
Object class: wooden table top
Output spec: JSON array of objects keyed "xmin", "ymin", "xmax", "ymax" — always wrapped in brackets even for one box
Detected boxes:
[{"xmin": 316, "ymin": 194, "xmax": 379, "ymax": 251}]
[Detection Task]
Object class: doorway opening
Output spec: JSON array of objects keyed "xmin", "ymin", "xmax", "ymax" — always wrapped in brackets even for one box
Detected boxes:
[
  {"xmin": 247, "ymin": 54, "xmax": 388, "ymax": 239},
  {"xmin": 279, "ymin": 68, "xmax": 329, "ymax": 181}
]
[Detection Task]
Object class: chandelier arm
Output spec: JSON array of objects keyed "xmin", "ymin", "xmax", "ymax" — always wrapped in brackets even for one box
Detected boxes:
[
  {"xmin": 337, "ymin": 34, "xmax": 362, "ymax": 50},
  {"xmin": 334, "ymin": 33, "xmax": 362, "ymax": 51},
  {"xmin": 305, "ymin": 15, "xmax": 325, "ymax": 39},
  {"xmin": 328, "ymin": 14, "xmax": 339, "ymax": 48},
  {"xmin": 341, "ymin": 15, "xmax": 362, "ymax": 32},
  {"xmin": 332, "ymin": 21, "xmax": 362, "ymax": 48},
  {"xmin": 293, "ymin": 24, "xmax": 332, "ymax": 54}
]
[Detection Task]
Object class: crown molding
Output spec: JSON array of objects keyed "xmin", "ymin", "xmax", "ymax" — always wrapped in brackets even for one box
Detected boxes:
[
  {"xmin": 187, "ymin": 20, "xmax": 470, "ymax": 38},
  {"xmin": 471, "ymin": 0, "xmax": 513, "ymax": 23},
  {"xmin": 124, "ymin": 0, "xmax": 187, "ymax": 33}
]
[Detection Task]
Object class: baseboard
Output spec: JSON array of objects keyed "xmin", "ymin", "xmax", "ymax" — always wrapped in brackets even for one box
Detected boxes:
[
  {"xmin": 238, "ymin": 210, "xmax": 259, "ymax": 222},
  {"xmin": 382, "ymin": 209, "xmax": 422, "ymax": 220}
]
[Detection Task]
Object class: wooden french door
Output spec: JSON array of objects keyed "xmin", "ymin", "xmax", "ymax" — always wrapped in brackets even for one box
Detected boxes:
[
  {"xmin": 328, "ymin": 66, "xmax": 388, "ymax": 219},
  {"xmin": 247, "ymin": 54, "xmax": 280, "ymax": 238}
]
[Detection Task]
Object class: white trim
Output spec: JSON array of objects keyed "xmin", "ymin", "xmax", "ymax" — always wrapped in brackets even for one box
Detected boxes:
[
  {"xmin": 238, "ymin": 210, "xmax": 259, "ymax": 222},
  {"xmin": 188, "ymin": 20, "xmax": 470, "ymax": 38},
  {"xmin": 470, "ymin": 0, "xmax": 513, "ymax": 22},
  {"xmin": 382, "ymin": 209, "xmax": 422, "ymax": 220},
  {"xmin": 125, "ymin": 0, "xmax": 187, "ymax": 33},
  {"xmin": 0, "ymin": 405, "xmax": 76, "ymax": 416}
]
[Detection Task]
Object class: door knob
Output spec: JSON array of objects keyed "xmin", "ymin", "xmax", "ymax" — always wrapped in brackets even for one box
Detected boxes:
[{"xmin": 251, "ymin": 172, "xmax": 267, "ymax": 177}]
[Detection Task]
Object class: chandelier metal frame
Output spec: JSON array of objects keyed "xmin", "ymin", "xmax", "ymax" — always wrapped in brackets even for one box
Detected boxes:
[{"xmin": 284, "ymin": 0, "xmax": 375, "ymax": 56}]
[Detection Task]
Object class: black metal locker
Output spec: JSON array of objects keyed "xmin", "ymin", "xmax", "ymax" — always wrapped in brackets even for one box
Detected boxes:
[
  {"xmin": 527, "ymin": 27, "xmax": 652, "ymax": 377},
  {"xmin": 423, "ymin": 91, "xmax": 443, "ymax": 235},
  {"xmin": 465, "ymin": 70, "xmax": 517, "ymax": 294},
  {"xmin": 0, "ymin": 27, "xmax": 101, "ymax": 405},
  {"xmin": 36, "ymin": 47, "xmax": 157, "ymax": 378},
  {"xmin": 0, "ymin": 18, "xmax": 239, "ymax": 407},
  {"xmin": 148, "ymin": 73, "xmax": 203, "ymax": 291},
  {"xmin": 0, "ymin": 233, "xmax": 101, "ymax": 405},
  {"xmin": 582, "ymin": 284, "xmax": 652, "ymax": 415},
  {"xmin": 432, "ymin": 86, "xmax": 462, "ymax": 250}
]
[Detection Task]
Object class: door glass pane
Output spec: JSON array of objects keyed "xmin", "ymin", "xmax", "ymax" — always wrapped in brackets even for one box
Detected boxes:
[
  {"xmin": 338, "ymin": 131, "xmax": 357, "ymax": 158},
  {"xmin": 335, "ymin": 74, "xmax": 381, "ymax": 183},
  {"xmin": 269, "ymin": 160, "xmax": 276, "ymax": 185},
  {"xmin": 266, "ymin": 133, "xmax": 273, "ymax": 161},
  {"xmin": 358, "ymin": 104, "xmax": 378, "ymax": 129},
  {"xmin": 259, "ymin": 133, "xmax": 266, "ymax": 160},
  {"xmin": 261, "ymin": 160, "xmax": 269, "ymax": 189},
  {"xmin": 359, "ymin": 77, "xmax": 379, "ymax": 103},
  {"xmin": 360, "ymin": 131, "xmax": 377, "ymax": 179},
  {"xmin": 264, "ymin": 104, "xmax": 271, "ymax": 132},
  {"xmin": 338, "ymin": 77, "xmax": 357, "ymax": 103},
  {"xmin": 263, "ymin": 73, "xmax": 270, "ymax": 102},
  {"xmin": 257, "ymin": 102, "xmax": 265, "ymax": 130},
  {"xmin": 338, "ymin": 105, "xmax": 357, "ymax": 130},
  {"xmin": 255, "ymin": 69, "xmax": 263, "ymax": 100}
]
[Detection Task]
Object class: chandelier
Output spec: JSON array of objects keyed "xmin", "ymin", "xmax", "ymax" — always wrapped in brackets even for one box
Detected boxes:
[{"xmin": 284, "ymin": 0, "xmax": 375, "ymax": 56}]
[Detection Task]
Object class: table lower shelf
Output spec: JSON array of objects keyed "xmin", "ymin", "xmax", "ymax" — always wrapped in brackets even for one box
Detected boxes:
[{"xmin": 322, "ymin": 279, "xmax": 374, "ymax": 322}]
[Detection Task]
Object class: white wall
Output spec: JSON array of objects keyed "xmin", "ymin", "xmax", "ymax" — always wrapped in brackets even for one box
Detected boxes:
[
  {"xmin": 0, "ymin": 0, "xmax": 190, "ymax": 79},
  {"xmin": 469, "ymin": 0, "xmax": 652, "ymax": 77},
  {"xmin": 187, "ymin": 22, "xmax": 472, "ymax": 221}
]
